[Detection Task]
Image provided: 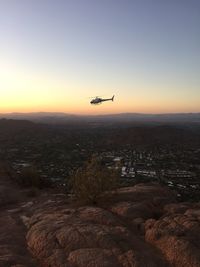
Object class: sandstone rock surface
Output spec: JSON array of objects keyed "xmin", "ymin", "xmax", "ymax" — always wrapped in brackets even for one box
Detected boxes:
[
  {"xmin": 145, "ymin": 205, "xmax": 200, "ymax": 267},
  {"xmin": 1, "ymin": 173, "xmax": 200, "ymax": 267},
  {"xmin": 26, "ymin": 184, "xmax": 175, "ymax": 267},
  {"xmin": 27, "ymin": 206, "xmax": 170, "ymax": 267}
]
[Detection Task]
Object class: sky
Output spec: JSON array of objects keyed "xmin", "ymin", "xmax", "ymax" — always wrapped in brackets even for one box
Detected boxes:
[{"xmin": 0, "ymin": 0, "xmax": 199, "ymax": 114}]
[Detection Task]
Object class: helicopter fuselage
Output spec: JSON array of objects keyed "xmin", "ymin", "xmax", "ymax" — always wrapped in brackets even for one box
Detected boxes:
[{"xmin": 90, "ymin": 95, "xmax": 114, "ymax": 105}]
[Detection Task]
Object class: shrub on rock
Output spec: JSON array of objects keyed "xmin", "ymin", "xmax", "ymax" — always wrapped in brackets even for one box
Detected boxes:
[{"xmin": 70, "ymin": 156, "xmax": 119, "ymax": 204}]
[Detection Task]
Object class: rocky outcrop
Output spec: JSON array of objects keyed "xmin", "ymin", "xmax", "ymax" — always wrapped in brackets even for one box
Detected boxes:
[
  {"xmin": 0, "ymin": 171, "xmax": 37, "ymax": 267},
  {"xmin": 0, "ymin": 178, "xmax": 200, "ymax": 267},
  {"xmin": 106, "ymin": 184, "xmax": 173, "ymax": 203},
  {"xmin": 145, "ymin": 204, "xmax": 200, "ymax": 267},
  {"xmin": 26, "ymin": 184, "xmax": 175, "ymax": 267},
  {"xmin": 0, "ymin": 213, "xmax": 37, "ymax": 267},
  {"xmin": 26, "ymin": 205, "xmax": 170, "ymax": 267}
]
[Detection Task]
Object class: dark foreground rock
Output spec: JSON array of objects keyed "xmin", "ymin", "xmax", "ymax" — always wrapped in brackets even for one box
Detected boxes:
[
  {"xmin": 0, "ymin": 177, "xmax": 200, "ymax": 267},
  {"xmin": 27, "ymin": 205, "xmax": 169, "ymax": 267},
  {"xmin": 0, "ymin": 213, "xmax": 37, "ymax": 267},
  {"xmin": 26, "ymin": 184, "xmax": 174, "ymax": 267},
  {"xmin": 145, "ymin": 204, "xmax": 200, "ymax": 267}
]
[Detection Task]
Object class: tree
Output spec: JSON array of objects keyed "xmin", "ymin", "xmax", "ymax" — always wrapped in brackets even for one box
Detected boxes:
[{"xmin": 70, "ymin": 155, "xmax": 119, "ymax": 204}]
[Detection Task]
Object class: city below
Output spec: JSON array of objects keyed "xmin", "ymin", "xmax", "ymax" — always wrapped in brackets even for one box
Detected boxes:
[{"xmin": 0, "ymin": 115, "xmax": 200, "ymax": 201}]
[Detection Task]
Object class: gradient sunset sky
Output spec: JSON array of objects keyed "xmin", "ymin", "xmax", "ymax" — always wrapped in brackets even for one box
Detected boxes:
[{"xmin": 0, "ymin": 0, "xmax": 199, "ymax": 114}]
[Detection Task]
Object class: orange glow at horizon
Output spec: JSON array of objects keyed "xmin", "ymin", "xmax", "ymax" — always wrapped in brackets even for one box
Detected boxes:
[
  {"xmin": 0, "ymin": 98, "xmax": 199, "ymax": 115},
  {"xmin": 0, "ymin": 61, "xmax": 199, "ymax": 115}
]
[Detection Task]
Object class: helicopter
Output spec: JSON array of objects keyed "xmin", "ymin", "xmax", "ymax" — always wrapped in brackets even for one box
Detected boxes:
[{"xmin": 90, "ymin": 95, "xmax": 115, "ymax": 105}]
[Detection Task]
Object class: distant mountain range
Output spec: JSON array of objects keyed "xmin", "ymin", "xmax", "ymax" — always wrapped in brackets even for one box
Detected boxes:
[{"xmin": 0, "ymin": 112, "xmax": 200, "ymax": 125}]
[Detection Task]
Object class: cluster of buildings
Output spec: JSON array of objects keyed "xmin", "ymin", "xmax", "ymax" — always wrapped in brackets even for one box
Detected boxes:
[
  {"xmin": 1, "ymin": 142, "xmax": 200, "ymax": 201},
  {"xmin": 101, "ymin": 148, "xmax": 200, "ymax": 201}
]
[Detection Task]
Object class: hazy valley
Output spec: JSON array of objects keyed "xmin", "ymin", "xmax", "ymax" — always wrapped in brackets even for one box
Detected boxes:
[{"xmin": 0, "ymin": 116, "xmax": 200, "ymax": 266}]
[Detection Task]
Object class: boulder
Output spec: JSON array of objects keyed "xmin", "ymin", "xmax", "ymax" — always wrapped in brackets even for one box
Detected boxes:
[
  {"xmin": 145, "ymin": 208, "xmax": 200, "ymax": 267},
  {"xmin": 26, "ymin": 185, "xmax": 174, "ymax": 267}
]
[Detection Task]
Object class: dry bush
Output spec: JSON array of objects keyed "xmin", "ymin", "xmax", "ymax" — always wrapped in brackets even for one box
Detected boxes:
[{"xmin": 70, "ymin": 156, "xmax": 120, "ymax": 204}]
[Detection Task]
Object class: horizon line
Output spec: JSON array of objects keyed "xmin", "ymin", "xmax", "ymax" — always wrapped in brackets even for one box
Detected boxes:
[{"xmin": 0, "ymin": 111, "xmax": 200, "ymax": 116}]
